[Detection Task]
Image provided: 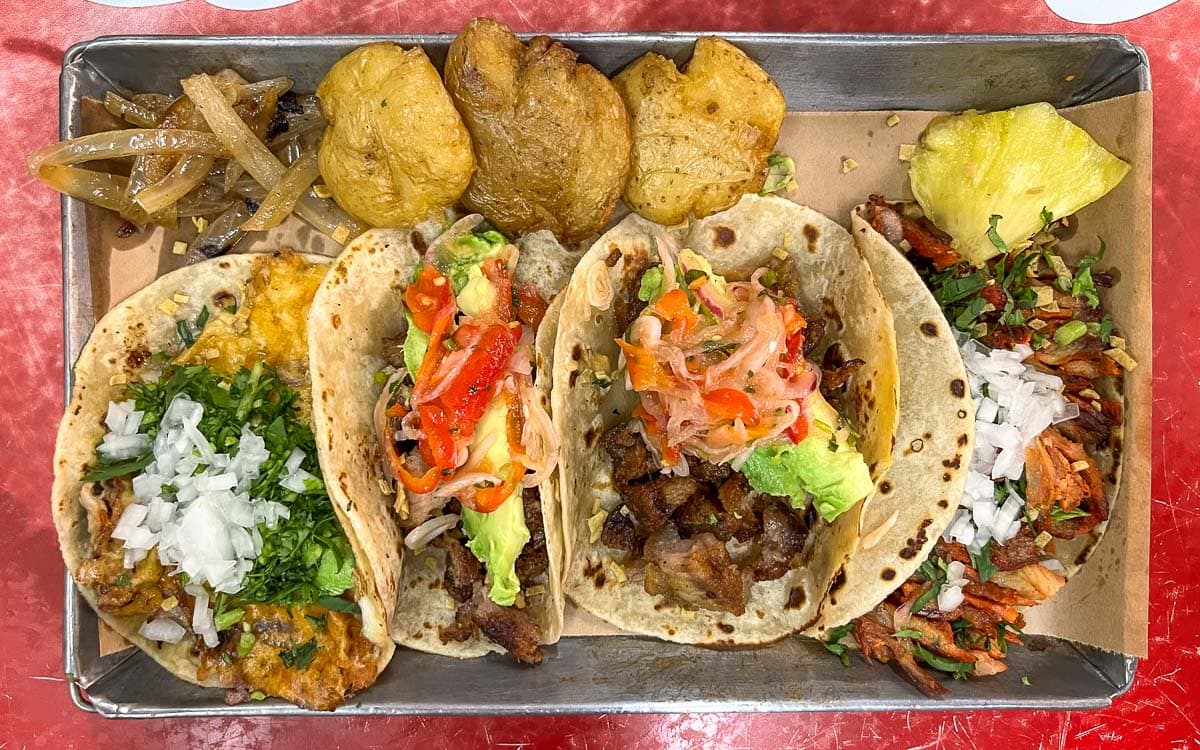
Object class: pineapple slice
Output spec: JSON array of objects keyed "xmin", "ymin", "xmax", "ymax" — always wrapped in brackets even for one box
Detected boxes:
[{"xmin": 908, "ymin": 102, "xmax": 1130, "ymax": 265}]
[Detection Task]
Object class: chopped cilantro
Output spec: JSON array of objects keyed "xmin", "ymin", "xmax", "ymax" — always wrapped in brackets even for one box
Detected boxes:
[
  {"xmin": 279, "ymin": 638, "xmax": 318, "ymax": 670},
  {"xmin": 116, "ymin": 574, "xmax": 131, "ymax": 587},
  {"xmin": 892, "ymin": 628, "xmax": 924, "ymax": 640},
  {"xmin": 986, "ymin": 215, "xmax": 1007, "ymax": 254},
  {"xmin": 822, "ymin": 623, "xmax": 856, "ymax": 666},
  {"xmin": 1071, "ymin": 239, "xmax": 1107, "ymax": 308},
  {"xmin": 971, "ymin": 545, "xmax": 998, "ymax": 584}
]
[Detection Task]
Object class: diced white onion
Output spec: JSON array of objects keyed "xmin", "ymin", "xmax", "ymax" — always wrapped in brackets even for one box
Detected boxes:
[
  {"xmin": 403, "ymin": 514, "xmax": 461, "ymax": 550},
  {"xmin": 138, "ymin": 618, "xmax": 186, "ymax": 643}
]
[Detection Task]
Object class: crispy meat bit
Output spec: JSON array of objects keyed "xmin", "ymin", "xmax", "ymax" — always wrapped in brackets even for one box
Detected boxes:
[
  {"xmin": 380, "ymin": 332, "xmax": 407, "ymax": 370},
  {"xmin": 600, "ymin": 509, "xmax": 638, "ymax": 552},
  {"xmin": 613, "ymin": 288, "xmax": 649, "ymax": 335},
  {"xmin": 438, "ymin": 588, "xmax": 544, "ymax": 664},
  {"xmin": 643, "ymin": 528, "xmax": 751, "ymax": 615},
  {"xmin": 674, "ymin": 493, "xmax": 727, "ymax": 540},
  {"xmin": 989, "ymin": 563, "xmax": 1066, "ymax": 602},
  {"xmin": 820, "ymin": 356, "xmax": 864, "ymax": 395},
  {"xmin": 515, "ymin": 489, "xmax": 549, "ymax": 584},
  {"xmin": 623, "ymin": 476, "xmax": 702, "ymax": 533},
  {"xmin": 752, "ymin": 500, "xmax": 809, "ymax": 582},
  {"xmin": 716, "ymin": 473, "xmax": 763, "ymax": 542},
  {"xmin": 853, "ymin": 605, "xmax": 949, "ymax": 697},
  {"xmin": 963, "ymin": 580, "xmax": 1039, "ymax": 608},
  {"xmin": 802, "ymin": 317, "xmax": 826, "ymax": 358},
  {"xmin": 868, "ymin": 195, "xmax": 961, "ymax": 270},
  {"xmin": 689, "ymin": 457, "xmax": 732, "ymax": 485},
  {"xmin": 600, "ymin": 423, "xmax": 659, "ymax": 486},
  {"xmin": 987, "ymin": 526, "xmax": 1044, "ymax": 571},
  {"xmin": 439, "ymin": 534, "xmax": 484, "ymax": 604},
  {"xmin": 1024, "ymin": 427, "xmax": 1107, "ymax": 538},
  {"xmin": 765, "ymin": 252, "xmax": 803, "ymax": 302}
]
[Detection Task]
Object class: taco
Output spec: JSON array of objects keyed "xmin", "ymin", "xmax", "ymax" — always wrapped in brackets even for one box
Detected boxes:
[
  {"xmin": 553, "ymin": 193, "xmax": 902, "ymax": 643},
  {"xmin": 308, "ymin": 218, "xmax": 574, "ymax": 663},
  {"xmin": 838, "ymin": 102, "xmax": 1132, "ymax": 695},
  {"xmin": 51, "ymin": 252, "xmax": 395, "ymax": 711}
]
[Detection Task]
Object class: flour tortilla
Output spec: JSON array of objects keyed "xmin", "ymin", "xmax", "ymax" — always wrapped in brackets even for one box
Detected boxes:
[
  {"xmin": 308, "ymin": 219, "xmax": 573, "ymax": 657},
  {"xmin": 50, "ymin": 253, "xmax": 395, "ymax": 689},
  {"xmin": 554, "ymin": 194, "xmax": 900, "ymax": 644},
  {"xmin": 847, "ymin": 205, "xmax": 1123, "ymax": 590}
]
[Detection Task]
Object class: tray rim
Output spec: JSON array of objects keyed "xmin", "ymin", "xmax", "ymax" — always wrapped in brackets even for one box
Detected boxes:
[{"xmin": 56, "ymin": 30, "xmax": 1149, "ymax": 718}]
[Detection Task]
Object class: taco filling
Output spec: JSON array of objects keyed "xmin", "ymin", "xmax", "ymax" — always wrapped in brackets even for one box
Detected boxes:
[
  {"xmin": 843, "ymin": 188, "xmax": 1133, "ymax": 692},
  {"xmin": 373, "ymin": 230, "xmax": 558, "ymax": 663},
  {"xmin": 595, "ymin": 240, "xmax": 874, "ymax": 616},
  {"xmin": 73, "ymin": 253, "xmax": 380, "ymax": 710}
]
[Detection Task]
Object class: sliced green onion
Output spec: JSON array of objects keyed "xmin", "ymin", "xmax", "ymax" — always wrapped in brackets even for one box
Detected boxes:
[{"xmin": 1053, "ymin": 320, "xmax": 1087, "ymax": 346}]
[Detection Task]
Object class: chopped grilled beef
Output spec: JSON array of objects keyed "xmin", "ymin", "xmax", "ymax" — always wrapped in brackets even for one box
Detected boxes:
[
  {"xmin": 689, "ymin": 457, "xmax": 732, "ymax": 485},
  {"xmin": 979, "ymin": 326, "xmax": 1033, "ymax": 350},
  {"xmin": 623, "ymin": 476, "xmax": 702, "ymax": 533},
  {"xmin": 853, "ymin": 604, "xmax": 949, "ymax": 697},
  {"xmin": 674, "ymin": 493, "xmax": 728, "ymax": 540},
  {"xmin": 643, "ymin": 528, "xmax": 751, "ymax": 615},
  {"xmin": 600, "ymin": 509, "xmax": 638, "ymax": 552},
  {"xmin": 752, "ymin": 500, "xmax": 809, "ymax": 582},
  {"xmin": 820, "ymin": 353, "xmax": 865, "ymax": 395},
  {"xmin": 716, "ymin": 473, "xmax": 763, "ymax": 542},
  {"xmin": 380, "ymin": 332, "xmax": 407, "ymax": 370},
  {"xmin": 600, "ymin": 423, "xmax": 659, "ymax": 486},
  {"xmin": 468, "ymin": 589, "xmax": 543, "ymax": 665},
  {"xmin": 765, "ymin": 251, "xmax": 804, "ymax": 302},
  {"xmin": 439, "ymin": 534, "xmax": 484, "ymax": 604},
  {"xmin": 614, "ymin": 288, "xmax": 649, "ymax": 336},
  {"xmin": 515, "ymin": 489, "xmax": 549, "ymax": 584},
  {"xmin": 802, "ymin": 317, "xmax": 826, "ymax": 357}
]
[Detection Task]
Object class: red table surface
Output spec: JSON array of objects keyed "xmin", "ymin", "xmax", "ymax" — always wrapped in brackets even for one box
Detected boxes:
[{"xmin": 2, "ymin": 0, "xmax": 1197, "ymax": 746}]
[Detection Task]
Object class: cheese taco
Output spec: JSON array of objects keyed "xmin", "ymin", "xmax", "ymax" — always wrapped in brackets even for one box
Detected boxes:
[
  {"xmin": 51, "ymin": 252, "xmax": 395, "ymax": 710},
  {"xmin": 553, "ymin": 193, "xmax": 912, "ymax": 643},
  {"xmin": 308, "ymin": 218, "xmax": 573, "ymax": 663}
]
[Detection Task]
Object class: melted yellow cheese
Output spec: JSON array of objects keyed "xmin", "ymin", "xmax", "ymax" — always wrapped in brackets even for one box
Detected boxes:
[{"xmin": 177, "ymin": 252, "xmax": 327, "ymax": 388}]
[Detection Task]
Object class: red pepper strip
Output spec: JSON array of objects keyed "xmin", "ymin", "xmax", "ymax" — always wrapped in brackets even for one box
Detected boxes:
[
  {"xmin": 785, "ymin": 409, "xmax": 810, "ymax": 444},
  {"xmin": 703, "ymin": 388, "xmax": 757, "ymax": 424},
  {"xmin": 417, "ymin": 402, "xmax": 457, "ymax": 471},
  {"xmin": 616, "ymin": 339, "xmax": 673, "ymax": 391},
  {"xmin": 781, "ymin": 303, "xmax": 808, "ymax": 365},
  {"xmin": 405, "ymin": 265, "xmax": 456, "ymax": 333},
  {"xmin": 470, "ymin": 460, "xmax": 525, "ymax": 513},
  {"xmin": 397, "ymin": 464, "xmax": 441, "ymax": 494},
  {"xmin": 481, "ymin": 257, "xmax": 513, "ymax": 322},
  {"xmin": 652, "ymin": 288, "xmax": 699, "ymax": 335}
]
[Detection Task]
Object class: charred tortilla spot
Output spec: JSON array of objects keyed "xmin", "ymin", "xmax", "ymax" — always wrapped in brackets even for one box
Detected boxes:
[
  {"xmin": 803, "ymin": 224, "xmax": 819, "ymax": 253},
  {"xmin": 820, "ymin": 297, "xmax": 844, "ymax": 330},
  {"xmin": 920, "ymin": 321, "xmax": 938, "ymax": 337},
  {"xmin": 568, "ymin": 370, "xmax": 580, "ymax": 388},
  {"xmin": 786, "ymin": 586, "xmax": 806, "ymax": 609},
  {"xmin": 713, "ymin": 226, "xmax": 736, "ymax": 248},
  {"xmin": 938, "ymin": 499, "xmax": 949, "ymax": 508},
  {"xmin": 331, "ymin": 314, "xmax": 341, "ymax": 329},
  {"xmin": 908, "ymin": 439, "xmax": 924, "ymax": 454},
  {"xmin": 923, "ymin": 432, "xmax": 932, "ymax": 440},
  {"xmin": 219, "ymin": 260, "xmax": 231, "ymax": 269},
  {"xmin": 898, "ymin": 518, "xmax": 934, "ymax": 560},
  {"xmin": 666, "ymin": 627, "xmax": 676, "ymax": 635},
  {"xmin": 706, "ymin": 101, "xmax": 719, "ymax": 115},
  {"xmin": 958, "ymin": 433, "xmax": 969, "ymax": 447},
  {"xmin": 881, "ymin": 568, "xmax": 896, "ymax": 581},
  {"xmin": 942, "ymin": 456, "xmax": 961, "ymax": 469},
  {"xmin": 584, "ymin": 560, "xmax": 601, "ymax": 579},
  {"xmin": 571, "ymin": 343, "xmax": 583, "ymax": 361},
  {"xmin": 942, "ymin": 473, "xmax": 951, "ymax": 482},
  {"xmin": 718, "ymin": 622, "xmax": 735, "ymax": 634},
  {"xmin": 957, "ymin": 409, "xmax": 968, "ymax": 419},
  {"xmin": 584, "ymin": 425, "xmax": 600, "ymax": 447},
  {"xmin": 594, "ymin": 571, "xmax": 606, "ymax": 588},
  {"xmin": 950, "ymin": 379, "xmax": 966, "ymax": 398},
  {"xmin": 410, "ymin": 230, "xmax": 428, "ymax": 254},
  {"xmin": 125, "ymin": 348, "xmax": 150, "ymax": 369},
  {"xmin": 605, "ymin": 244, "xmax": 622, "ymax": 267},
  {"xmin": 879, "ymin": 481, "xmax": 892, "ymax": 494},
  {"xmin": 829, "ymin": 567, "xmax": 847, "ymax": 595},
  {"xmin": 1074, "ymin": 548, "xmax": 1092, "ymax": 566}
]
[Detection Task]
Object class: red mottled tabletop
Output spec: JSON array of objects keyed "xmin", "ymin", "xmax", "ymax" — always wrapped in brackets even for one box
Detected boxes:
[{"xmin": 2, "ymin": 0, "xmax": 1197, "ymax": 746}]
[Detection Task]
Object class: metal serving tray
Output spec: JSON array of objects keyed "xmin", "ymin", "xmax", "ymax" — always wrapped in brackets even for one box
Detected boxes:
[{"xmin": 60, "ymin": 32, "xmax": 1148, "ymax": 717}]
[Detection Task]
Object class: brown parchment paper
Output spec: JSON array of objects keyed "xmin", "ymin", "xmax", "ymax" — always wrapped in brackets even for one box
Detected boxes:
[
  {"xmin": 82, "ymin": 95, "xmax": 1150, "ymax": 658},
  {"xmin": 564, "ymin": 93, "xmax": 1151, "ymax": 657}
]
